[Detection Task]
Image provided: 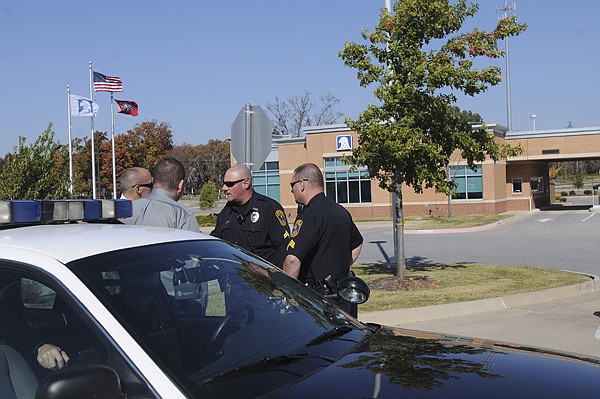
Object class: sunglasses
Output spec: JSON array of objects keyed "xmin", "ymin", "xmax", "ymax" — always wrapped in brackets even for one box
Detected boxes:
[
  {"xmin": 223, "ymin": 178, "xmax": 247, "ymax": 188},
  {"xmin": 133, "ymin": 182, "xmax": 153, "ymax": 189},
  {"xmin": 290, "ymin": 179, "xmax": 307, "ymax": 190}
]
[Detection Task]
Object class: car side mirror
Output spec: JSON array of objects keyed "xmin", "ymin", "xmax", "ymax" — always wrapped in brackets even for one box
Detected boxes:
[
  {"xmin": 36, "ymin": 364, "xmax": 122, "ymax": 399},
  {"xmin": 336, "ymin": 276, "xmax": 370, "ymax": 305}
]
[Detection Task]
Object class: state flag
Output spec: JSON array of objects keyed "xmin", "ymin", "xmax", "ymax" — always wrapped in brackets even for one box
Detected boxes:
[{"xmin": 115, "ymin": 100, "xmax": 138, "ymax": 116}]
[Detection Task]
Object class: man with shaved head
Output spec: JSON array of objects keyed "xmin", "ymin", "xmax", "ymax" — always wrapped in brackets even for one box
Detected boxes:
[
  {"xmin": 211, "ymin": 164, "xmax": 290, "ymax": 267},
  {"xmin": 119, "ymin": 167, "xmax": 153, "ymax": 200}
]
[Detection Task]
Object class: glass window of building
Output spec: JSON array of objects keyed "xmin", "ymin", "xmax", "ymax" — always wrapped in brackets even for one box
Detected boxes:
[
  {"xmin": 450, "ymin": 164, "xmax": 483, "ymax": 200},
  {"xmin": 512, "ymin": 178, "xmax": 523, "ymax": 194},
  {"xmin": 324, "ymin": 157, "xmax": 371, "ymax": 204},
  {"xmin": 252, "ymin": 161, "xmax": 281, "ymax": 202}
]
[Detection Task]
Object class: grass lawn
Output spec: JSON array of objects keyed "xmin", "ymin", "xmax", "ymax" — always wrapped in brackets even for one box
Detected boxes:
[
  {"xmin": 403, "ymin": 214, "xmax": 511, "ymax": 230},
  {"xmin": 353, "ymin": 263, "xmax": 591, "ymax": 313},
  {"xmin": 200, "ymin": 214, "xmax": 513, "ymax": 229}
]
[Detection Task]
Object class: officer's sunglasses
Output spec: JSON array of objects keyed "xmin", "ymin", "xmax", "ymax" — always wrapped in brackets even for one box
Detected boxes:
[
  {"xmin": 133, "ymin": 182, "xmax": 153, "ymax": 189},
  {"xmin": 223, "ymin": 178, "xmax": 247, "ymax": 188},
  {"xmin": 290, "ymin": 178, "xmax": 308, "ymax": 190}
]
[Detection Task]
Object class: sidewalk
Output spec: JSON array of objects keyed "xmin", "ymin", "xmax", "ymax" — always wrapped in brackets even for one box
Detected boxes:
[{"xmin": 359, "ymin": 278, "xmax": 600, "ymax": 359}]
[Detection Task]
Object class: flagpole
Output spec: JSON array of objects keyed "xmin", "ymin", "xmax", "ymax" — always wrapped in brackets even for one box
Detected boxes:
[
  {"xmin": 66, "ymin": 85, "xmax": 74, "ymax": 195},
  {"xmin": 110, "ymin": 93, "xmax": 117, "ymax": 199},
  {"xmin": 89, "ymin": 61, "xmax": 97, "ymax": 199}
]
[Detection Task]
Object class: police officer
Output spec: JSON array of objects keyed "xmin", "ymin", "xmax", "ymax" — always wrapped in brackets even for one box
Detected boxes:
[
  {"xmin": 211, "ymin": 164, "xmax": 290, "ymax": 267},
  {"xmin": 283, "ymin": 163, "xmax": 363, "ymax": 316}
]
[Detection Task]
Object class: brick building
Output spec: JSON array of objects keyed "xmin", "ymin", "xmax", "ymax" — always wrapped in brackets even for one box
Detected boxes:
[{"xmin": 244, "ymin": 124, "xmax": 600, "ymax": 219}]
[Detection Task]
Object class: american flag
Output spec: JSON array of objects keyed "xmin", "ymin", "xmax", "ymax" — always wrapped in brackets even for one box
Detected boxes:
[{"xmin": 93, "ymin": 71, "xmax": 123, "ymax": 92}]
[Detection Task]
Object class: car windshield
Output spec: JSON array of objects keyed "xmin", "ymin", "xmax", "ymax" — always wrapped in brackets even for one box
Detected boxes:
[{"xmin": 68, "ymin": 238, "xmax": 369, "ymax": 397}]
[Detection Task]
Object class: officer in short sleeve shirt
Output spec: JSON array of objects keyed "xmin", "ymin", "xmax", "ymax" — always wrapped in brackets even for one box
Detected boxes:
[
  {"xmin": 284, "ymin": 163, "xmax": 363, "ymax": 316},
  {"xmin": 211, "ymin": 164, "xmax": 290, "ymax": 267},
  {"xmin": 287, "ymin": 193, "xmax": 362, "ymax": 286}
]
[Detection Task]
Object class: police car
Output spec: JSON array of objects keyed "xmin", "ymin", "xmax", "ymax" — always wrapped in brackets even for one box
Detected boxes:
[{"xmin": 1, "ymin": 199, "xmax": 600, "ymax": 398}]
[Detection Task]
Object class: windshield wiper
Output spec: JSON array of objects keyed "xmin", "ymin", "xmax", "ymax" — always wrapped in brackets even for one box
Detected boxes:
[
  {"xmin": 204, "ymin": 352, "xmax": 326, "ymax": 383},
  {"xmin": 305, "ymin": 325, "xmax": 353, "ymax": 347}
]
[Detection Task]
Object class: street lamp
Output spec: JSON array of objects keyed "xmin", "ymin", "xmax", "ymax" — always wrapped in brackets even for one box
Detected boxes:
[{"xmin": 530, "ymin": 114, "xmax": 538, "ymax": 131}]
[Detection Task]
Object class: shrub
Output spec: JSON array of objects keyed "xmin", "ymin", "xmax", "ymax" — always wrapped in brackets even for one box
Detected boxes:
[
  {"xmin": 584, "ymin": 190, "xmax": 592, "ymax": 195},
  {"xmin": 569, "ymin": 190, "xmax": 576, "ymax": 196},
  {"xmin": 198, "ymin": 181, "xmax": 219, "ymax": 210},
  {"xmin": 196, "ymin": 213, "xmax": 218, "ymax": 227},
  {"xmin": 560, "ymin": 191, "xmax": 568, "ymax": 196}
]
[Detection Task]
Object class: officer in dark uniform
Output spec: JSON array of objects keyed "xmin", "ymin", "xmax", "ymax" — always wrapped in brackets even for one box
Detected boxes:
[
  {"xmin": 211, "ymin": 164, "xmax": 290, "ymax": 268},
  {"xmin": 283, "ymin": 163, "xmax": 363, "ymax": 316}
]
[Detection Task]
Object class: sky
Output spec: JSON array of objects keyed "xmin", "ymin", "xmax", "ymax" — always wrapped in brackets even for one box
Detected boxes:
[{"xmin": 1, "ymin": 1, "xmax": 599, "ymax": 157}]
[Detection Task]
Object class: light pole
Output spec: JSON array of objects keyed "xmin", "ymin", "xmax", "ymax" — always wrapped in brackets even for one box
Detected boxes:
[
  {"xmin": 497, "ymin": 1, "xmax": 516, "ymax": 132},
  {"xmin": 530, "ymin": 114, "xmax": 537, "ymax": 131}
]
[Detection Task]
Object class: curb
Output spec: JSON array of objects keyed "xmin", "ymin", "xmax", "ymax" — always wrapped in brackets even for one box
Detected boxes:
[
  {"xmin": 355, "ymin": 210, "xmax": 539, "ymax": 235},
  {"xmin": 358, "ymin": 278, "xmax": 600, "ymax": 326}
]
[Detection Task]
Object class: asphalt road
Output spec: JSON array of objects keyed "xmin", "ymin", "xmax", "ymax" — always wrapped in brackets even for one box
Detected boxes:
[{"xmin": 356, "ymin": 207, "xmax": 600, "ymax": 277}]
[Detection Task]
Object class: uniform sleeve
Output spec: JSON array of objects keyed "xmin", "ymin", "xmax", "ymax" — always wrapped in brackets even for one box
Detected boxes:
[
  {"xmin": 268, "ymin": 204, "xmax": 291, "ymax": 263},
  {"xmin": 349, "ymin": 219, "xmax": 363, "ymax": 250},
  {"xmin": 210, "ymin": 212, "xmax": 224, "ymax": 237},
  {"xmin": 286, "ymin": 212, "xmax": 317, "ymax": 263}
]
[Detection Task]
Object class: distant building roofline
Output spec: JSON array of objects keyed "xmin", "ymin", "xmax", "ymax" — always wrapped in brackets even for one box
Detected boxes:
[
  {"xmin": 505, "ymin": 125, "xmax": 600, "ymax": 139},
  {"xmin": 302, "ymin": 123, "xmax": 351, "ymax": 135}
]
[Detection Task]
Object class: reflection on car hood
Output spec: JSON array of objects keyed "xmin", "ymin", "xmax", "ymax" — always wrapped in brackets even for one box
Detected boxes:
[{"xmin": 267, "ymin": 325, "xmax": 600, "ymax": 398}]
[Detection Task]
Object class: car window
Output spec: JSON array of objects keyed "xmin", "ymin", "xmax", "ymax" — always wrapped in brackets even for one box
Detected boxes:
[
  {"xmin": 0, "ymin": 266, "xmax": 154, "ymax": 397},
  {"xmin": 69, "ymin": 239, "xmax": 369, "ymax": 397}
]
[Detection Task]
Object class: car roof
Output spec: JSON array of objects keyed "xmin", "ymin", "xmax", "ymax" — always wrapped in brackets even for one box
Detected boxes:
[{"xmin": 0, "ymin": 223, "xmax": 212, "ymax": 264}]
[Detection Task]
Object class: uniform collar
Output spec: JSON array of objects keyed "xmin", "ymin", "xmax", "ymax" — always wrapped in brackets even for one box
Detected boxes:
[
  {"xmin": 305, "ymin": 192, "xmax": 326, "ymax": 208},
  {"xmin": 229, "ymin": 190, "xmax": 259, "ymax": 215}
]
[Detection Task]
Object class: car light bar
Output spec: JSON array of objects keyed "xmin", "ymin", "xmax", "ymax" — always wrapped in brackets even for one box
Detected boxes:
[{"xmin": 0, "ymin": 199, "xmax": 132, "ymax": 225}]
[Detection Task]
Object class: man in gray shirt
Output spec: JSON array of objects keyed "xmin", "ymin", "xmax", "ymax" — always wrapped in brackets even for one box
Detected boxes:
[{"xmin": 124, "ymin": 158, "xmax": 200, "ymax": 232}]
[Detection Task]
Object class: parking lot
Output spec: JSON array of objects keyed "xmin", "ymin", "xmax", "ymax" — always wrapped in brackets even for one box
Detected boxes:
[
  {"xmin": 357, "ymin": 206, "xmax": 600, "ymax": 277},
  {"xmin": 357, "ymin": 204, "xmax": 600, "ymax": 359}
]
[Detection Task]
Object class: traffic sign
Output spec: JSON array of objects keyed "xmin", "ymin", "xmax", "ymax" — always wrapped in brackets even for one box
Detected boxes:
[{"xmin": 231, "ymin": 104, "xmax": 274, "ymax": 171}]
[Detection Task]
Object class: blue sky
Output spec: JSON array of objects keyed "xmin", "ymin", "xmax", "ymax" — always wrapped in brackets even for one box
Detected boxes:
[{"xmin": 1, "ymin": 1, "xmax": 599, "ymax": 157}]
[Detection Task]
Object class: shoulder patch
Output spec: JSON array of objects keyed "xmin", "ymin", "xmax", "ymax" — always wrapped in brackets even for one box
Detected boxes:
[
  {"xmin": 275, "ymin": 209, "xmax": 287, "ymax": 226},
  {"xmin": 291, "ymin": 220, "xmax": 303, "ymax": 237}
]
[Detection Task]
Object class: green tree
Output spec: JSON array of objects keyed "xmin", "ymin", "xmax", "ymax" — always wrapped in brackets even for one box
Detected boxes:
[
  {"xmin": 198, "ymin": 181, "xmax": 219, "ymax": 210},
  {"xmin": 0, "ymin": 124, "xmax": 70, "ymax": 199},
  {"xmin": 573, "ymin": 171, "xmax": 585, "ymax": 190},
  {"xmin": 339, "ymin": 0, "xmax": 526, "ymax": 277}
]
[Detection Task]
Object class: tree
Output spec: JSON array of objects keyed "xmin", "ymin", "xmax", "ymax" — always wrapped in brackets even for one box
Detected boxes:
[
  {"xmin": 339, "ymin": 0, "xmax": 526, "ymax": 277},
  {"xmin": 72, "ymin": 131, "xmax": 108, "ymax": 198},
  {"xmin": 97, "ymin": 121, "xmax": 173, "ymax": 196},
  {"xmin": 267, "ymin": 91, "xmax": 344, "ymax": 136},
  {"xmin": 169, "ymin": 139, "xmax": 230, "ymax": 194},
  {"xmin": 573, "ymin": 171, "xmax": 585, "ymax": 190},
  {"xmin": 126, "ymin": 120, "xmax": 174, "ymax": 171},
  {"xmin": 198, "ymin": 181, "xmax": 219, "ymax": 210},
  {"xmin": 0, "ymin": 124, "xmax": 70, "ymax": 199}
]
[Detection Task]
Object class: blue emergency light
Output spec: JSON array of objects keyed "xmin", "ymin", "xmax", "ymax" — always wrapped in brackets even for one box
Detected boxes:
[{"xmin": 0, "ymin": 199, "xmax": 132, "ymax": 225}]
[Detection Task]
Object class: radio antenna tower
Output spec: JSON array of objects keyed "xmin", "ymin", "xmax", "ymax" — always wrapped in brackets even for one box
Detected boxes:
[{"xmin": 497, "ymin": 0, "xmax": 516, "ymax": 132}]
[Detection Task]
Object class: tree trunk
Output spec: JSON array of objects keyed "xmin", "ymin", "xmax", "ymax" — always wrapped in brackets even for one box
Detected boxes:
[{"xmin": 394, "ymin": 178, "xmax": 406, "ymax": 278}]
